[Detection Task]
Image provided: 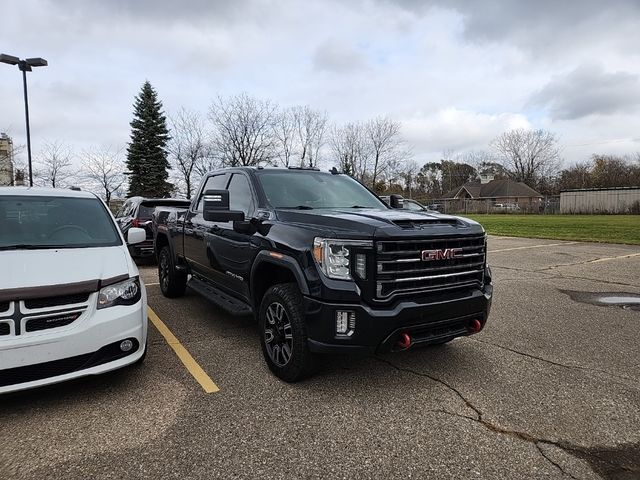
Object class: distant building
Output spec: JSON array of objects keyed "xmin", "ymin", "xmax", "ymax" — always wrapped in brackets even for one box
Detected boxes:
[
  {"xmin": 0, "ymin": 133, "xmax": 14, "ymax": 186},
  {"xmin": 444, "ymin": 178, "xmax": 543, "ymax": 208},
  {"xmin": 560, "ymin": 187, "xmax": 640, "ymax": 214}
]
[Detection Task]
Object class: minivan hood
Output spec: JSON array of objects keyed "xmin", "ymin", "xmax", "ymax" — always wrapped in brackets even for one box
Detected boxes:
[
  {"xmin": 274, "ymin": 208, "xmax": 482, "ymax": 238},
  {"xmin": 0, "ymin": 246, "xmax": 132, "ymax": 291}
]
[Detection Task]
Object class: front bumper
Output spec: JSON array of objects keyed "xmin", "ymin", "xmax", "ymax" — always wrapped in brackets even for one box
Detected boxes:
[
  {"xmin": 304, "ymin": 284, "xmax": 492, "ymax": 354},
  {"xmin": 0, "ymin": 293, "xmax": 148, "ymax": 394}
]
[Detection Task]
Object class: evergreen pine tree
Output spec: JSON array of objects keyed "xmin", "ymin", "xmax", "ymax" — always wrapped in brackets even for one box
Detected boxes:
[{"xmin": 126, "ymin": 81, "xmax": 172, "ymax": 197}]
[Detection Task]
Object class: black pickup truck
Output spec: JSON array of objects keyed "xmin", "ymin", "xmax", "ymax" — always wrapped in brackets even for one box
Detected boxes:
[{"xmin": 153, "ymin": 167, "xmax": 492, "ymax": 381}]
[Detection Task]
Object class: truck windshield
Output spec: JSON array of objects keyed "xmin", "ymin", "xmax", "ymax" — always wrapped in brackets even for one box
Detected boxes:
[
  {"xmin": 0, "ymin": 195, "xmax": 122, "ymax": 250},
  {"xmin": 257, "ymin": 171, "xmax": 387, "ymax": 209}
]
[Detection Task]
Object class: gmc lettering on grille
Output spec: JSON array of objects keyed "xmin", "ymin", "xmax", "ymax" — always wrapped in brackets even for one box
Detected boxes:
[{"xmin": 421, "ymin": 248, "xmax": 463, "ymax": 262}]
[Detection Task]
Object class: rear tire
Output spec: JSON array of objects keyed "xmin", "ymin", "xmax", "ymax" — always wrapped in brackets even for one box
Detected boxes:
[
  {"xmin": 158, "ymin": 245, "xmax": 187, "ymax": 298},
  {"xmin": 259, "ymin": 283, "xmax": 317, "ymax": 382}
]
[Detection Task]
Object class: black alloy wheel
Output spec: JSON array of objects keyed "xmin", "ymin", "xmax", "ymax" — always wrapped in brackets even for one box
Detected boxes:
[
  {"xmin": 264, "ymin": 301, "xmax": 293, "ymax": 367},
  {"xmin": 259, "ymin": 283, "xmax": 317, "ymax": 382}
]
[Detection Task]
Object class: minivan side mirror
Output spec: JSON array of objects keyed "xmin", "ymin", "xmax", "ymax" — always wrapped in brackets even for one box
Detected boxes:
[
  {"xmin": 203, "ymin": 189, "xmax": 245, "ymax": 222},
  {"xmin": 127, "ymin": 227, "xmax": 146, "ymax": 245},
  {"xmin": 389, "ymin": 194, "xmax": 404, "ymax": 209}
]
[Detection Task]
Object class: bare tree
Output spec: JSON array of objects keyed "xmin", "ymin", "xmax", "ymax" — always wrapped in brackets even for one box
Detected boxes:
[
  {"xmin": 168, "ymin": 108, "xmax": 211, "ymax": 199},
  {"xmin": 293, "ymin": 105, "xmax": 327, "ymax": 168},
  {"xmin": 36, "ymin": 140, "xmax": 74, "ymax": 188},
  {"xmin": 329, "ymin": 122, "xmax": 370, "ymax": 181},
  {"xmin": 80, "ymin": 146, "xmax": 125, "ymax": 205},
  {"xmin": 398, "ymin": 159, "xmax": 420, "ymax": 198},
  {"xmin": 366, "ymin": 116, "xmax": 407, "ymax": 190},
  {"xmin": 490, "ymin": 129, "xmax": 561, "ymax": 187},
  {"xmin": 273, "ymin": 107, "xmax": 297, "ymax": 167},
  {"xmin": 192, "ymin": 155, "xmax": 219, "ymax": 181},
  {"xmin": 208, "ymin": 93, "xmax": 277, "ymax": 167}
]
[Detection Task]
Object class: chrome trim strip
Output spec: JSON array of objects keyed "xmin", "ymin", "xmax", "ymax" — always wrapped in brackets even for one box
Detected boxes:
[{"xmin": 377, "ymin": 269, "xmax": 484, "ymax": 284}]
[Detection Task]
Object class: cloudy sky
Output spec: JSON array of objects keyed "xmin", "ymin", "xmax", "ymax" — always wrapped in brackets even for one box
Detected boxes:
[{"xmin": 1, "ymin": 0, "xmax": 640, "ymax": 167}]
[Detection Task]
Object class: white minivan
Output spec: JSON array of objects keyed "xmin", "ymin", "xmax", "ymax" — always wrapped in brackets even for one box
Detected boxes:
[{"xmin": 0, "ymin": 187, "xmax": 148, "ymax": 394}]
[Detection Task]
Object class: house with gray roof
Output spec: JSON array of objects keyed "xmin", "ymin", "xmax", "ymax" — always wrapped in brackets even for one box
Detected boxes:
[{"xmin": 444, "ymin": 178, "xmax": 543, "ymax": 208}]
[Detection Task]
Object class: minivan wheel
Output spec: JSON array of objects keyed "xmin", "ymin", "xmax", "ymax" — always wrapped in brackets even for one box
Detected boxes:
[
  {"xmin": 259, "ymin": 283, "xmax": 316, "ymax": 382},
  {"xmin": 158, "ymin": 246, "xmax": 187, "ymax": 298}
]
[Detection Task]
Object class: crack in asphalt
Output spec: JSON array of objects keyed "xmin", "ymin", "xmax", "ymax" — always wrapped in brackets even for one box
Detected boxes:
[
  {"xmin": 469, "ymin": 338, "xmax": 639, "ymax": 388},
  {"xmin": 535, "ymin": 443, "xmax": 581, "ymax": 480},
  {"xmin": 374, "ymin": 356, "xmax": 585, "ymax": 479}
]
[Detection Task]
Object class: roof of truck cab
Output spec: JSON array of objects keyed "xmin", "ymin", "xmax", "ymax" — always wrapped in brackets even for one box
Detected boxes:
[{"xmin": 0, "ymin": 187, "xmax": 97, "ymax": 199}]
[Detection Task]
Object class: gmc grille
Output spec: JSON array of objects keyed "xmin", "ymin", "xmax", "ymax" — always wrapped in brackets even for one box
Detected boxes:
[{"xmin": 375, "ymin": 234, "xmax": 486, "ymax": 299}]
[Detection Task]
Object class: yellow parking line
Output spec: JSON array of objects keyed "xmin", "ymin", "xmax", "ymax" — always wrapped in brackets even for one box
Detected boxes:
[
  {"xmin": 147, "ymin": 306, "xmax": 220, "ymax": 394},
  {"xmin": 587, "ymin": 252, "xmax": 640, "ymax": 264},
  {"xmin": 489, "ymin": 242, "xmax": 580, "ymax": 253}
]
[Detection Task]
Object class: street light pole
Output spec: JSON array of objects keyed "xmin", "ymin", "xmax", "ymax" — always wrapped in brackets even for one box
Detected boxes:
[
  {"xmin": 0, "ymin": 54, "xmax": 48, "ymax": 187},
  {"xmin": 20, "ymin": 63, "xmax": 34, "ymax": 187}
]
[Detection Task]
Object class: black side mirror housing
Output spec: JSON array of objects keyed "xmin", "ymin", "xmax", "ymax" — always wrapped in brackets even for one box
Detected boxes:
[
  {"xmin": 203, "ymin": 189, "xmax": 245, "ymax": 222},
  {"xmin": 389, "ymin": 194, "xmax": 404, "ymax": 209}
]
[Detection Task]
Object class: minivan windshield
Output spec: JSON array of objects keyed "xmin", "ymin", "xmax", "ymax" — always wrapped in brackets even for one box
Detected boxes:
[
  {"xmin": 257, "ymin": 170, "xmax": 387, "ymax": 209},
  {"xmin": 0, "ymin": 195, "xmax": 122, "ymax": 250}
]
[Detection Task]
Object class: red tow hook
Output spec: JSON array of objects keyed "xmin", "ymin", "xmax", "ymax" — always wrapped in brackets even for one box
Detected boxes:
[
  {"xmin": 468, "ymin": 319, "xmax": 482, "ymax": 334},
  {"xmin": 397, "ymin": 333, "xmax": 412, "ymax": 350}
]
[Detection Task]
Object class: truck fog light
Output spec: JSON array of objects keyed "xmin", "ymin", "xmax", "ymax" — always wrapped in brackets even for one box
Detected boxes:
[
  {"xmin": 120, "ymin": 339, "xmax": 134, "ymax": 352},
  {"xmin": 336, "ymin": 311, "xmax": 356, "ymax": 336}
]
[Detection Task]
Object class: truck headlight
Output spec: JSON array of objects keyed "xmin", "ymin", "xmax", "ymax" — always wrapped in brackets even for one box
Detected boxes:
[
  {"xmin": 313, "ymin": 238, "xmax": 372, "ymax": 280},
  {"xmin": 97, "ymin": 277, "xmax": 141, "ymax": 309}
]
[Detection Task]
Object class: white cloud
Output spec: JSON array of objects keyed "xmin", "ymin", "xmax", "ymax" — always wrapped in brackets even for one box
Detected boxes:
[
  {"xmin": 312, "ymin": 39, "xmax": 368, "ymax": 74},
  {"xmin": 1, "ymin": 0, "xmax": 639, "ymax": 168},
  {"xmin": 402, "ymin": 108, "xmax": 532, "ymax": 160}
]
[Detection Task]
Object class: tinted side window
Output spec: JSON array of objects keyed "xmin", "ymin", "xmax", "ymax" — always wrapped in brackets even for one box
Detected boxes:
[
  {"xmin": 197, "ymin": 174, "xmax": 228, "ymax": 211},
  {"xmin": 227, "ymin": 174, "xmax": 253, "ymax": 217}
]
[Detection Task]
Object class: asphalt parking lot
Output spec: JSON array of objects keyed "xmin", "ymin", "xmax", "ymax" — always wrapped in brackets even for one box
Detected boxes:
[{"xmin": 1, "ymin": 236, "xmax": 639, "ymax": 479}]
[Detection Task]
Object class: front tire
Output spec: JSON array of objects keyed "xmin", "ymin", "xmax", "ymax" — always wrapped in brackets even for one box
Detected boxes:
[
  {"xmin": 259, "ymin": 283, "xmax": 316, "ymax": 382},
  {"xmin": 158, "ymin": 245, "xmax": 187, "ymax": 298}
]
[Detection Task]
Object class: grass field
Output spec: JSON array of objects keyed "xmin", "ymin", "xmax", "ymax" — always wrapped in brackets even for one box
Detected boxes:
[{"xmin": 464, "ymin": 215, "xmax": 640, "ymax": 245}]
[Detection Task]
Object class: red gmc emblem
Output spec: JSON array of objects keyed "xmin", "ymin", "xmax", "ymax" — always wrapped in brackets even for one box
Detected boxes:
[{"xmin": 421, "ymin": 248, "xmax": 462, "ymax": 261}]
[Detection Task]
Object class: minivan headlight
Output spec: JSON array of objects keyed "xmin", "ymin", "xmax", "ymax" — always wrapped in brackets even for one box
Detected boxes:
[
  {"xmin": 313, "ymin": 238, "xmax": 372, "ymax": 280},
  {"xmin": 97, "ymin": 277, "xmax": 141, "ymax": 309}
]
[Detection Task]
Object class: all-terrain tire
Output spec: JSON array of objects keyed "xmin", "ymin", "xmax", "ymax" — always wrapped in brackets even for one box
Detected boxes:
[
  {"xmin": 259, "ymin": 283, "xmax": 317, "ymax": 382},
  {"xmin": 158, "ymin": 245, "xmax": 187, "ymax": 298}
]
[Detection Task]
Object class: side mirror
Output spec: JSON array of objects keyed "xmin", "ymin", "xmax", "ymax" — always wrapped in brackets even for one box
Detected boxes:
[
  {"xmin": 127, "ymin": 227, "xmax": 146, "ymax": 245},
  {"xmin": 203, "ymin": 189, "xmax": 245, "ymax": 222},
  {"xmin": 389, "ymin": 194, "xmax": 404, "ymax": 209}
]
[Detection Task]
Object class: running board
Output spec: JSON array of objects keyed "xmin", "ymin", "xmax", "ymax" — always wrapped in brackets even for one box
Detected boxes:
[{"xmin": 187, "ymin": 277, "xmax": 253, "ymax": 316}]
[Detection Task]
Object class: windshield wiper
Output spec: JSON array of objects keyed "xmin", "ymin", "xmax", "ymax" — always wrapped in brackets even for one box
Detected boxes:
[
  {"xmin": 279, "ymin": 205, "xmax": 314, "ymax": 210},
  {"xmin": 0, "ymin": 244, "xmax": 68, "ymax": 251}
]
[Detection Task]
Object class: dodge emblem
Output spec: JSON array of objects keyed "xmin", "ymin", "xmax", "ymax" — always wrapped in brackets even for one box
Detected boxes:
[{"xmin": 421, "ymin": 248, "xmax": 462, "ymax": 261}]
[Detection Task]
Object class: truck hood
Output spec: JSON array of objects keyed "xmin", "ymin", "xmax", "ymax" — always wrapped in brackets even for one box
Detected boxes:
[
  {"xmin": 274, "ymin": 208, "xmax": 483, "ymax": 238},
  {"xmin": 0, "ymin": 246, "xmax": 133, "ymax": 291}
]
